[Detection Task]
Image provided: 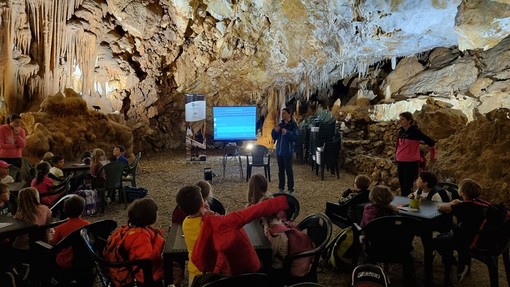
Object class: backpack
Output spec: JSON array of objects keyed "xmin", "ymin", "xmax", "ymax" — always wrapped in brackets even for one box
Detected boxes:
[
  {"xmin": 74, "ymin": 188, "xmax": 99, "ymax": 216},
  {"xmin": 123, "ymin": 187, "xmax": 148, "ymax": 203},
  {"xmin": 321, "ymin": 226, "xmax": 355, "ymax": 272},
  {"xmin": 469, "ymin": 199, "xmax": 510, "ymax": 249},
  {"xmin": 103, "ymin": 225, "xmax": 147, "ymax": 287},
  {"xmin": 270, "ymin": 221, "xmax": 315, "ymax": 276}
]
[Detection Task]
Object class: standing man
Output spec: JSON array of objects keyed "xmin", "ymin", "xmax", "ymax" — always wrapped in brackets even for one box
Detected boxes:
[{"xmin": 272, "ymin": 108, "xmax": 298, "ymax": 193}]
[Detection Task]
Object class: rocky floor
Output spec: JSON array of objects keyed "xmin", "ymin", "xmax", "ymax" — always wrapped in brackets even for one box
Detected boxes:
[{"xmin": 94, "ymin": 150, "xmax": 503, "ymax": 287}]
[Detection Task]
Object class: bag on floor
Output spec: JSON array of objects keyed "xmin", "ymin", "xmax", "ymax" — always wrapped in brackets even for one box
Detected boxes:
[
  {"xmin": 321, "ymin": 226, "xmax": 355, "ymax": 272},
  {"xmin": 74, "ymin": 189, "xmax": 99, "ymax": 216},
  {"xmin": 123, "ymin": 186, "xmax": 148, "ymax": 203}
]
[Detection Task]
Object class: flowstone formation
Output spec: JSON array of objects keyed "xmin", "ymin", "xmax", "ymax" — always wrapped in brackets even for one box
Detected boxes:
[
  {"xmin": 1, "ymin": 0, "xmax": 510, "ymax": 151},
  {"xmin": 21, "ymin": 89, "xmax": 133, "ymax": 163},
  {"xmin": 434, "ymin": 108, "xmax": 510, "ymax": 205}
]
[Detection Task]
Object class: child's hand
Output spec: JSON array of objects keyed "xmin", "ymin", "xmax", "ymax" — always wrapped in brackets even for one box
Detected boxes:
[
  {"xmin": 451, "ymin": 199, "xmax": 462, "ymax": 205},
  {"xmin": 437, "ymin": 203, "xmax": 452, "ymax": 213}
]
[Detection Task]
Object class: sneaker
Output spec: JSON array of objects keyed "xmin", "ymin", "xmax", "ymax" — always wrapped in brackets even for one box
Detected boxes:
[
  {"xmin": 457, "ymin": 265, "xmax": 469, "ymax": 282},
  {"xmin": 288, "ymin": 190, "xmax": 294, "ymax": 194},
  {"xmin": 278, "ymin": 189, "xmax": 284, "ymax": 193}
]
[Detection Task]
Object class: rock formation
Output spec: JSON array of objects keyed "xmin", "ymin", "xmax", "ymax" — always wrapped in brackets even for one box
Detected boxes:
[
  {"xmin": 21, "ymin": 89, "xmax": 133, "ymax": 163},
  {"xmin": 1, "ymin": 0, "xmax": 510, "ymax": 151}
]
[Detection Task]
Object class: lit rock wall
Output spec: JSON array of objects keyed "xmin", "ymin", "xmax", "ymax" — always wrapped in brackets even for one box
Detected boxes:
[{"xmin": 2, "ymin": 0, "xmax": 509, "ymax": 151}]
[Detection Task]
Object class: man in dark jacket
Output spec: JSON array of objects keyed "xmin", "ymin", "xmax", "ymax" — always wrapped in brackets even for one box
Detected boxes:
[{"xmin": 271, "ymin": 108, "xmax": 298, "ymax": 193}]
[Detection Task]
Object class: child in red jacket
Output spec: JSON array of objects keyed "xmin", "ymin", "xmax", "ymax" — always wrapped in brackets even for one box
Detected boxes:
[
  {"xmin": 50, "ymin": 195, "xmax": 90, "ymax": 269},
  {"xmin": 176, "ymin": 186, "xmax": 288, "ymax": 285}
]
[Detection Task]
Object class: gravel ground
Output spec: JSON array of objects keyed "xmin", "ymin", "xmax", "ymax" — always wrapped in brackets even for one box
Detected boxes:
[{"xmin": 94, "ymin": 150, "xmax": 501, "ymax": 287}]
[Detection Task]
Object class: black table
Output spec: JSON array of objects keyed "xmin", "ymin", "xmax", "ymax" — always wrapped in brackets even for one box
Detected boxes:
[
  {"xmin": 0, "ymin": 216, "xmax": 37, "ymax": 239},
  {"xmin": 163, "ymin": 220, "xmax": 272, "ymax": 284},
  {"xmin": 392, "ymin": 196, "xmax": 448, "ymax": 287},
  {"xmin": 62, "ymin": 162, "xmax": 90, "ymax": 175}
]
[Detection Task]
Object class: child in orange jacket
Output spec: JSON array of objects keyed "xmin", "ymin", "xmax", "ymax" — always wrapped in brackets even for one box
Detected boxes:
[{"xmin": 114, "ymin": 198, "xmax": 165, "ymax": 284}]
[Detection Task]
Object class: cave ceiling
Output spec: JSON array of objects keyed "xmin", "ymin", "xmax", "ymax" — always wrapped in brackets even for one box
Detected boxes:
[{"xmin": 1, "ymin": 0, "xmax": 510, "ymax": 149}]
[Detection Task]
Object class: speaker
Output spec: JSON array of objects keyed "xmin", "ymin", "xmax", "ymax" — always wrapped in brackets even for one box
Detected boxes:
[{"xmin": 203, "ymin": 167, "xmax": 213, "ymax": 181}]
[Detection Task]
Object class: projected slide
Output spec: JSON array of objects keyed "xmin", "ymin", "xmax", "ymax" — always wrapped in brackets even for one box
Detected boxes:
[{"xmin": 213, "ymin": 106, "xmax": 256, "ymax": 141}]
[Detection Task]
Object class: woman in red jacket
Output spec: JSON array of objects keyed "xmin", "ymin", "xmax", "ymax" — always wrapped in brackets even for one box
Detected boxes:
[
  {"xmin": 0, "ymin": 114, "xmax": 26, "ymax": 168},
  {"xmin": 395, "ymin": 112, "xmax": 436, "ymax": 196}
]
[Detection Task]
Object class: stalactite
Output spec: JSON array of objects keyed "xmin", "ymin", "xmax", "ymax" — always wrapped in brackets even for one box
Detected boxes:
[
  {"xmin": 23, "ymin": 0, "xmax": 85, "ymax": 100},
  {"xmin": 0, "ymin": 5, "xmax": 14, "ymax": 112},
  {"xmin": 305, "ymin": 72, "xmax": 310, "ymax": 102}
]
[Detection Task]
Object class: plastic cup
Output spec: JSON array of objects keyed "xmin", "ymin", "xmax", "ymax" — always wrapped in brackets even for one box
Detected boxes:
[{"xmin": 409, "ymin": 198, "xmax": 421, "ymax": 209}]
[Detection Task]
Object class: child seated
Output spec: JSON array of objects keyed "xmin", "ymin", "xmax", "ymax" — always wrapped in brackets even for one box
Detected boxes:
[
  {"xmin": 172, "ymin": 180, "xmax": 214, "ymax": 224},
  {"xmin": 410, "ymin": 171, "xmax": 450, "ymax": 202},
  {"xmin": 0, "ymin": 183, "xmax": 10, "ymax": 215},
  {"xmin": 435, "ymin": 179, "xmax": 486, "ymax": 284},
  {"xmin": 41, "ymin": 152, "xmax": 54, "ymax": 163},
  {"xmin": 90, "ymin": 148, "xmax": 106, "ymax": 188},
  {"xmin": 176, "ymin": 185, "xmax": 288, "ymax": 285},
  {"xmin": 338, "ymin": 174, "xmax": 371, "ymax": 222},
  {"xmin": 246, "ymin": 174, "xmax": 269, "ymax": 207},
  {"xmin": 0, "ymin": 160, "xmax": 14, "ymax": 184},
  {"xmin": 31, "ymin": 162, "xmax": 56, "ymax": 206},
  {"xmin": 360, "ymin": 185, "xmax": 398, "ymax": 228},
  {"xmin": 50, "ymin": 195, "xmax": 90, "ymax": 268},
  {"xmin": 13, "ymin": 187, "xmax": 52, "ymax": 250},
  {"xmin": 49, "ymin": 155, "xmax": 65, "ymax": 185},
  {"xmin": 105, "ymin": 198, "xmax": 165, "ymax": 285},
  {"xmin": 260, "ymin": 195, "xmax": 288, "ymax": 270}
]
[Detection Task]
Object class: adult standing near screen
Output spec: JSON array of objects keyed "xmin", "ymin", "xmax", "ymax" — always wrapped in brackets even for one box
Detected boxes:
[
  {"xmin": 395, "ymin": 112, "xmax": 436, "ymax": 196},
  {"xmin": 272, "ymin": 108, "xmax": 298, "ymax": 193},
  {"xmin": 0, "ymin": 114, "xmax": 26, "ymax": 168}
]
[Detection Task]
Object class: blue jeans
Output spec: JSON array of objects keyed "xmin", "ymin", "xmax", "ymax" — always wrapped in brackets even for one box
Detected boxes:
[{"xmin": 277, "ymin": 155, "xmax": 294, "ymax": 191}]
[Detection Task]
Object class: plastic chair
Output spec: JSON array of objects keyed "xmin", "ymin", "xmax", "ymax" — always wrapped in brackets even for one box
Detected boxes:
[
  {"xmin": 39, "ymin": 173, "xmax": 74, "ymax": 207},
  {"xmin": 282, "ymin": 214, "xmax": 332, "ymax": 285},
  {"xmin": 209, "ymin": 197, "xmax": 226, "ymax": 215},
  {"xmin": 122, "ymin": 152, "xmax": 141, "ymax": 187},
  {"xmin": 49, "ymin": 194, "xmax": 76, "ymax": 219},
  {"xmin": 32, "ymin": 219, "xmax": 117, "ymax": 287},
  {"xmin": 8, "ymin": 165, "xmax": 26, "ymax": 182},
  {"xmin": 437, "ymin": 182, "xmax": 461, "ymax": 200},
  {"xmin": 80, "ymin": 226, "xmax": 153, "ymax": 287},
  {"xmin": 95, "ymin": 161, "xmax": 128, "ymax": 212},
  {"xmin": 315, "ymin": 133, "xmax": 341, "ymax": 180},
  {"xmin": 273, "ymin": 192, "xmax": 300, "ymax": 221},
  {"xmin": 202, "ymin": 273, "xmax": 271, "ymax": 287},
  {"xmin": 223, "ymin": 145, "xmax": 243, "ymax": 180},
  {"xmin": 21, "ymin": 158, "xmax": 36, "ymax": 179},
  {"xmin": 470, "ymin": 218, "xmax": 510, "ymax": 287},
  {"xmin": 325, "ymin": 201, "xmax": 351, "ymax": 228},
  {"xmin": 354, "ymin": 216, "xmax": 424, "ymax": 287},
  {"xmin": 245, "ymin": 144, "xmax": 271, "ymax": 182}
]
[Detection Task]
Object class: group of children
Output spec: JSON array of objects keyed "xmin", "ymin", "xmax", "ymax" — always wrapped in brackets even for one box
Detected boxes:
[
  {"xmin": 0, "ymin": 152, "xmax": 498, "ymax": 287},
  {"xmin": 337, "ymin": 172, "xmax": 492, "ymax": 286}
]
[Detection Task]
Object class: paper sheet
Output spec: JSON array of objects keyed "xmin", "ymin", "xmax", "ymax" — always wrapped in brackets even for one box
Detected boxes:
[{"xmin": 0, "ymin": 222, "xmax": 13, "ymax": 229}]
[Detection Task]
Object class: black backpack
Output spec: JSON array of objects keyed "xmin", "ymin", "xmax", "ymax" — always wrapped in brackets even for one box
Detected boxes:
[{"xmin": 469, "ymin": 199, "xmax": 510, "ymax": 249}]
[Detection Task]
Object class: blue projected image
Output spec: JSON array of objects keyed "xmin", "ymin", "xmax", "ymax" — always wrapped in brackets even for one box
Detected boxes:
[{"xmin": 213, "ymin": 106, "xmax": 257, "ymax": 141}]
